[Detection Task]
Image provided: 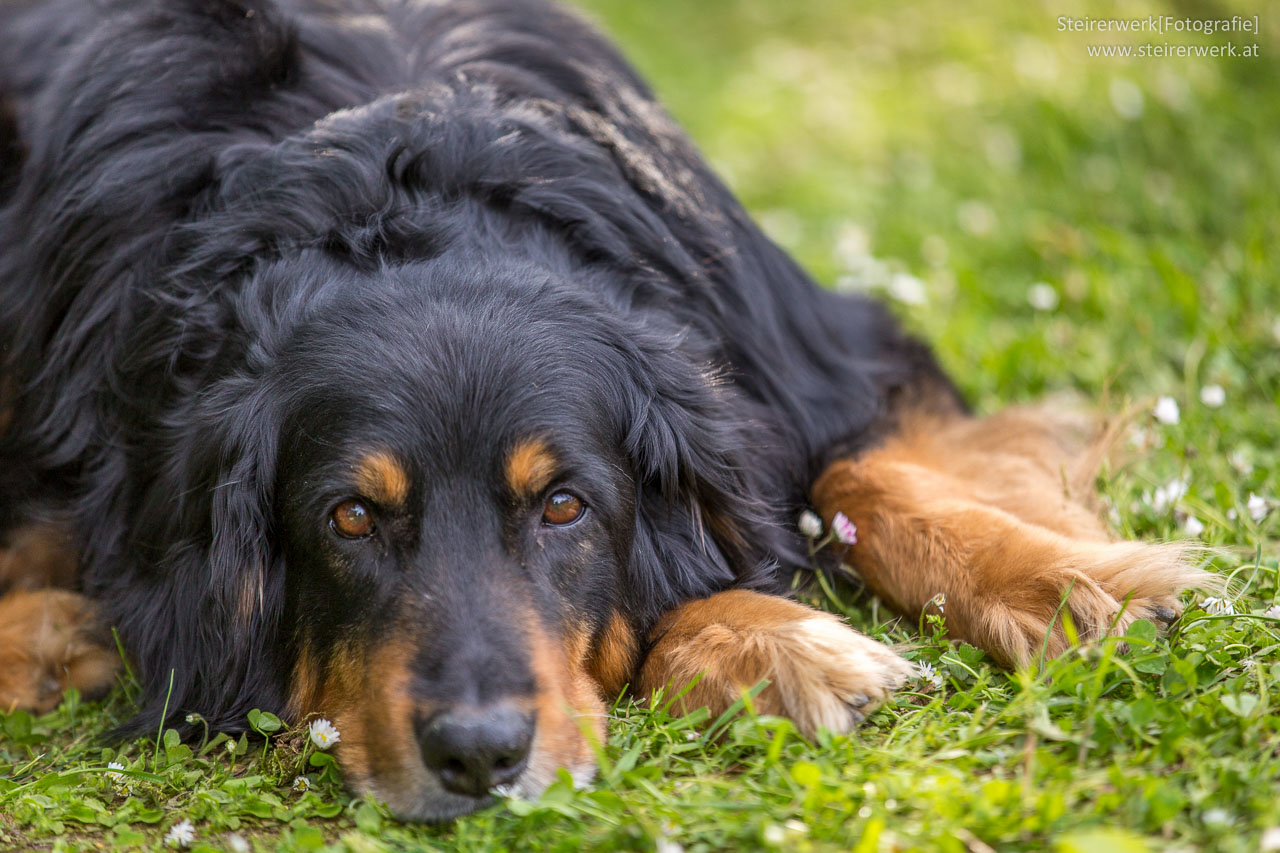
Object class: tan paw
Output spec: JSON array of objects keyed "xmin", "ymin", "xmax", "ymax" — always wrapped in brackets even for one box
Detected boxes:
[
  {"xmin": 0, "ymin": 589, "xmax": 120, "ymax": 713},
  {"xmin": 748, "ymin": 609, "xmax": 914, "ymax": 735},
  {"xmin": 638, "ymin": 590, "xmax": 912, "ymax": 737}
]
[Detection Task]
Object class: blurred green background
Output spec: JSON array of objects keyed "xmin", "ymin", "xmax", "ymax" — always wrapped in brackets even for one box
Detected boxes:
[{"xmin": 576, "ymin": 0, "xmax": 1279, "ymax": 417}]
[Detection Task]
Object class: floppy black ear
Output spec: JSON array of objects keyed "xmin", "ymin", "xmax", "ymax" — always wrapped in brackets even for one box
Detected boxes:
[
  {"xmin": 610, "ymin": 326, "xmax": 796, "ymax": 622},
  {"xmin": 109, "ymin": 374, "xmax": 289, "ymax": 735}
]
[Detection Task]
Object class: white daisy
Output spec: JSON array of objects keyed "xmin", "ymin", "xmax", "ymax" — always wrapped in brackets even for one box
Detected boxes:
[
  {"xmin": 165, "ymin": 820, "xmax": 195, "ymax": 849},
  {"xmin": 1202, "ymin": 808, "xmax": 1231, "ymax": 826},
  {"xmin": 106, "ymin": 761, "xmax": 133, "ymax": 796},
  {"xmin": 1201, "ymin": 597, "xmax": 1235, "ymax": 617},
  {"xmin": 1027, "ymin": 282, "xmax": 1059, "ymax": 311},
  {"xmin": 1183, "ymin": 516, "xmax": 1205, "ymax": 536},
  {"xmin": 1247, "ymin": 492, "xmax": 1269, "ymax": 523},
  {"xmin": 1151, "ymin": 478, "xmax": 1189, "ymax": 512},
  {"xmin": 917, "ymin": 661, "xmax": 945, "ymax": 689},
  {"xmin": 1199, "ymin": 384, "xmax": 1225, "ymax": 408},
  {"xmin": 1152, "ymin": 396, "xmax": 1180, "ymax": 425},
  {"xmin": 292, "ymin": 776, "xmax": 311, "ymax": 793},
  {"xmin": 1228, "ymin": 450, "xmax": 1254, "ymax": 475},
  {"xmin": 308, "ymin": 718, "xmax": 341, "ymax": 750},
  {"xmin": 797, "ymin": 510, "xmax": 823, "ymax": 539}
]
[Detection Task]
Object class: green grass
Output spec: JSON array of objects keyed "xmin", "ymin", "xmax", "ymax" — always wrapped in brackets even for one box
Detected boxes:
[{"xmin": 4, "ymin": 0, "xmax": 1279, "ymax": 849}]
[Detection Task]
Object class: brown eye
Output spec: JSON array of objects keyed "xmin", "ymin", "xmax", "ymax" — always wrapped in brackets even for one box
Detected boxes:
[
  {"xmin": 542, "ymin": 491, "xmax": 585, "ymax": 526},
  {"xmin": 331, "ymin": 499, "xmax": 374, "ymax": 539}
]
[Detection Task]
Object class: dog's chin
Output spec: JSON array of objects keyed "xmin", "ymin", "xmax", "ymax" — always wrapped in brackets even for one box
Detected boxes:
[
  {"xmin": 383, "ymin": 787, "xmax": 499, "ymax": 824},
  {"xmin": 357, "ymin": 759, "xmax": 600, "ymax": 823}
]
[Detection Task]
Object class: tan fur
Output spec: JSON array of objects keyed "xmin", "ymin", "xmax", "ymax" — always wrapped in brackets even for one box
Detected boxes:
[
  {"xmin": 812, "ymin": 404, "xmax": 1208, "ymax": 668},
  {"xmin": 236, "ymin": 564, "xmax": 266, "ymax": 628},
  {"xmin": 636, "ymin": 590, "xmax": 912, "ymax": 737},
  {"xmin": 505, "ymin": 439, "xmax": 557, "ymax": 499},
  {"xmin": 0, "ymin": 589, "xmax": 120, "ymax": 713},
  {"xmin": 354, "ymin": 450, "xmax": 410, "ymax": 506},
  {"xmin": 0, "ymin": 523, "xmax": 79, "ymax": 591},
  {"xmin": 293, "ymin": 608, "xmax": 602, "ymax": 813},
  {"xmin": 296, "ymin": 635, "xmax": 416, "ymax": 796},
  {"xmin": 585, "ymin": 611, "xmax": 639, "ymax": 699},
  {"xmin": 525, "ymin": 621, "xmax": 607, "ymax": 794}
]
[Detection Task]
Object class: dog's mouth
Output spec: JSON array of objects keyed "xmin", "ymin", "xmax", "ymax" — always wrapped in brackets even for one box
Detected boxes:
[
  {"xmin": 353, "ymin": 726, "xmax": 601, "ymax": 823},
  {"xmin": 288, "ymin": 623, "xmax": 607, "ymax": 822}
]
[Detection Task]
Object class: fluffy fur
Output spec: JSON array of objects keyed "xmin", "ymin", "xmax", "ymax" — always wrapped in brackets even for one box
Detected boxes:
[{"xmin": 0, "ymin": 0, "xmax": 1202, "ymax": 821}]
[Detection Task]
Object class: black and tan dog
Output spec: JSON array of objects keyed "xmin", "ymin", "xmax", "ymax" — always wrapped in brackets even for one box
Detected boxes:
[{"xmin": 0, "ymin": 0, "xmax": 1202, "ymax": 821}]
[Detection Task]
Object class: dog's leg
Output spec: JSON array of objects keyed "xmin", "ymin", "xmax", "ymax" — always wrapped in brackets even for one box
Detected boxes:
[
  {"xmin": 812, "ymin": 406, "xmax": 1207, "ymax": 668},
  {"xmin": 0, "ymin": 521, "xmax": 80, "ymax": 590},
  {"xmin": 0, "ymin": 523, "xmax": 118, "ymax": 712},
  {"xmin": 0, "ymin": 588, "xmax": 119, "ymax": 713},
  {"xmin": 635, "ymin": 589, "xmax": 913, "ymax": 737}
]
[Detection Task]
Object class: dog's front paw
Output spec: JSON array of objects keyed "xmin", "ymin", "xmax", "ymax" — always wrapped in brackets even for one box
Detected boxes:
[
  {"xmin": 638, "ymin": 590, "xmax": 912, "ymax": 737},
  {"xmin": 754, "ymin": 608, "xmax": 914, "ymax": 735}
]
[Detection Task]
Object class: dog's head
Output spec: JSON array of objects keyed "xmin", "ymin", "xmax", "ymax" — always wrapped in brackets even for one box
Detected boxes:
[{"xmin": 129, "ymin": 246, "xmax": 781, "ymax": 820}]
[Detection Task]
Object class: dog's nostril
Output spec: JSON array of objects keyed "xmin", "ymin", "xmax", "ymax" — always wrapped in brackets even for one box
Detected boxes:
[{"xmin": 417, "ymin": 702, "xmax": 534, "ymax": 798}]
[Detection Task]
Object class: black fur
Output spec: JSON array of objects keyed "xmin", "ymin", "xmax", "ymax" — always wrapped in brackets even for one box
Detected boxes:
[{"xmin": 0, "ymin": 0, "xmax": 958, "ymax": 747}]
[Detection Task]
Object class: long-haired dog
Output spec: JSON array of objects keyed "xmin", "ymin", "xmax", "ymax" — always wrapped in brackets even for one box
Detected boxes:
[{"xmin": 0, "ymin": 0, "xmax": 1203, "ymax": 821}]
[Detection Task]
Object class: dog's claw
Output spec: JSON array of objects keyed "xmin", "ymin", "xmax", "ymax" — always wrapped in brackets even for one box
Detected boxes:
[
  {"xmin": 849, "ymin": 693, "xmax": 869, "ymax": 708},
  {"xmin": 1150, "ymin": 605, "xmax": 1178, "ymax": 623}
]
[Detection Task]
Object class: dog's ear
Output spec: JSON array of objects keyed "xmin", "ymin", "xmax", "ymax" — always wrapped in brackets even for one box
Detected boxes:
[
  {"xmin": 115, "ymin": 373, "xmax": 288, "ymax": 734},
  {"xmin": 608, "ymin": 326, "xmax": 793, "ymax": 622}
]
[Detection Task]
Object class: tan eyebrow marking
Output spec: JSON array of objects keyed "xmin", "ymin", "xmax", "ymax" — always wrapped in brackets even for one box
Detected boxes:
[
  {"xmin": 506, "ymin": 438, "xmax": 557, "ymax": 498},
  {"xmin": 354, "ymin": 450, "xmax": 411, "ymax": 506}
]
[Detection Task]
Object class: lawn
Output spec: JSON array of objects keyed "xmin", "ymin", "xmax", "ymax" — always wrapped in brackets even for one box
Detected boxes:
[{"xmin": 3, "ymin": 0, "xmax": 1278, "ymax": 850}]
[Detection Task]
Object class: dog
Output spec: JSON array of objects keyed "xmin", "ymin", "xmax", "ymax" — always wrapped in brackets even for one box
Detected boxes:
[{"xmin": 0, "ymin": 0, "xmax": 1204, "ymax": 822}]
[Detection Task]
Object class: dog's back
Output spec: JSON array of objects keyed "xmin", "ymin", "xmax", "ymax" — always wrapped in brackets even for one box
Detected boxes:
[{"xmin": 0, "ymin": 0, "xmax": 953, "ymax": 505}]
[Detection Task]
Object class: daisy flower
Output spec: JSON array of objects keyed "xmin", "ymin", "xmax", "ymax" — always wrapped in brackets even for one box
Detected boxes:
[
  {"xmin": 165, "ymin": 820, "xmax": 195, "ymax": 849},
  {"xmin": 106, "ymin": 761, "xmax": 133, "ymax": 796},
  {"xmin": 1201, "ymin": 597, "xmax": 1235, "ymax": 617},
  {"xmin": 917, "ymin": 661, "xmax": 945, "ymax": 689},
  {"xmin": 292, "ymin": 776, "xmax": 311, "ymax": 793},
  {"xmin": 1027, "ymin": 282, "xmax": 1059, "ymax": 311},
  {"xmin": 1150, "ymin": 477, "xmax": 1188, "ymax": 512},
  {"xmin": 309, "ymin": 718, "xmax": 341, "ymax": 750},
  {"xmin": 832, "ymin": 512, "xmax": 858, "ymax": 545},
  {"xmin": 1152, "ymin": 396, "xmax": 1180, "ymax": 425},
  {"xmin": 1247, "ymin": 492, "xmax": 1269, "ymax": 522},
  {"xmin": 797, "ymin": 510, "xmax": 823, "ymax": 538},
  {"xmin": 1183, "ymin": 516, "xmax": 1205, "ymax": 536},
  {"xmin": 1199, "ymin": 384, "xmax": 1225, "ymax": 408},
  {"xmin": 1263, "ymin": 604, "xmax": 1280, "ymax": 620}
]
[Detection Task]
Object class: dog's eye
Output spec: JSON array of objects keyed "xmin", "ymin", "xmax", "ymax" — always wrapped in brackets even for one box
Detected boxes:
[
  {"xmin": 542, "ymin": 491, "xmax": 585, "ymax": 526},
  {"xmin": 331, "ymin": 499, "xmax": 374, "ymax": 539}
]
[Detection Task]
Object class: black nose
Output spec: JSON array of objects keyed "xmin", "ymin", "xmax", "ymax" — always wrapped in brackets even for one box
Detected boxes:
[{"xmin": 417, "ymin": 703, "xmax": 535, "ymax": 797}]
